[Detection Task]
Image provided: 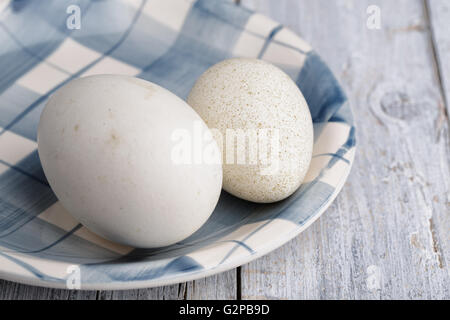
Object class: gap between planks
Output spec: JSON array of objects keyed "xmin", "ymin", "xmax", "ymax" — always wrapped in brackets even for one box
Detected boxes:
[{"xmin": 423, "ymin": 0, "xmax": 449, "ymax": 125}]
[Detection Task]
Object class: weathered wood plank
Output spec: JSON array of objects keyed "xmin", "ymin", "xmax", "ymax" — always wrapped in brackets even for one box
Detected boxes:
[
  {"xmin": 97, "ymin": 270, "xmax": 237, "ymax": 300},
  {"xmin": 0, "ymin": 270, "xmax": 237, "ymax": 300},
  {"xmin": 240, "ymin": 0, "xmax": 449, "ymax": 299}
]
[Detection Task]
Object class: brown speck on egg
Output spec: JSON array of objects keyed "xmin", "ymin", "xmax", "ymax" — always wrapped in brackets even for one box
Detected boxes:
[{"xmin": 97, "ymin": 175, "xmax": 107, "ymax": 183}]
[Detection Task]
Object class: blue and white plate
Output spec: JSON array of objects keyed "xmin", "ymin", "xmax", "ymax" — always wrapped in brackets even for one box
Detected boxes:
[{"xmin": 0, "ymin": 0, "xmax": 355, "ymax": 290}]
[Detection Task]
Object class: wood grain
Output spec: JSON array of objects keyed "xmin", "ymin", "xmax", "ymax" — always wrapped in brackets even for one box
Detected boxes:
[{"xmin": 239, "ymin": 0, "xmax": 449, "ymax": 300}]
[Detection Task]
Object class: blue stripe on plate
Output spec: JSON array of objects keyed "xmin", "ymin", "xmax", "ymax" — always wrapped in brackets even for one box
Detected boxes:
[
  {"xmin": 70, "ymin": 0, "xmax": 143, "ymax": 56},
  {"xmin": 0, "ymin": 250, "xmax": 63, "ymax": 282},
  {"xmin": 79, "ymin": 255, "xmax": 202, "ymax": 283},
  {"xmin": 258, "ymin": 24, "xmax": 283, "ymax": 59},
  {"xmin": 0, "ymin": 160, "xmax": 122, "ymax": 262},
  {"xmin": 297, "ymin": 52, "xmax": 348, "ymax": 123},
  {"xmin": 137, "ymin": 0, "xmax": 253, "ymax": 99},
  {"xmin": 313, "ymin": 153, "xmax": 351, "ymax": 164},
  {"xmin": 0, "ymin": 0, "xmax": 92, "ymax": 94},
  {"xmin": 0, "ymin": 84, "xmax": 40, "ymax": 130}
]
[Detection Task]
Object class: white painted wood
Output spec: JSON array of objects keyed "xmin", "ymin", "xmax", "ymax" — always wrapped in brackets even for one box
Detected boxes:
[
  {"xmin": 1, "ymin": 0, "xmax": 449, "ymax": 300},
  {"xmin": 240, "ymin": 0, "xmax": 449, "ymax": 300}
]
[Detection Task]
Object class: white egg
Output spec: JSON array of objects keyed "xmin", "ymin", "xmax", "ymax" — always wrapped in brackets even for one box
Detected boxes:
[
  {"xmin": 38, "ymin": 75, "xmax": 222, "ymax": 248},
  {"xmin": 188, "ymin": 58, "xmax": 313, "ymax": 203}
]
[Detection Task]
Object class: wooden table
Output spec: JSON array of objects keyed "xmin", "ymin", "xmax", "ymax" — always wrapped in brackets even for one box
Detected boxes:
[{"xmin": 0, "ymin": 0, "xmax": 448, "ymax": 300}]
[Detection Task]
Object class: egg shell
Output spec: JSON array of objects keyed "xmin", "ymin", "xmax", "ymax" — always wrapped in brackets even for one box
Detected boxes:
[
  {"xmin": 187, "ymin": 58, "xmax": 313, "ymax": 203},
  {"xmin": 38, "ymin": 75, "xmax": 222, "ymax": 248}
]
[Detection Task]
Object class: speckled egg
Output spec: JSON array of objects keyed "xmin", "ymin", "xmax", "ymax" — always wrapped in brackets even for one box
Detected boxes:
[
  {"xmin": 187, "ymin": 58, "xmax": 313, "ymax": 203},
  {"xmin": 38, "ymin": 75, "xmax": 222, "ymax": 248}
]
